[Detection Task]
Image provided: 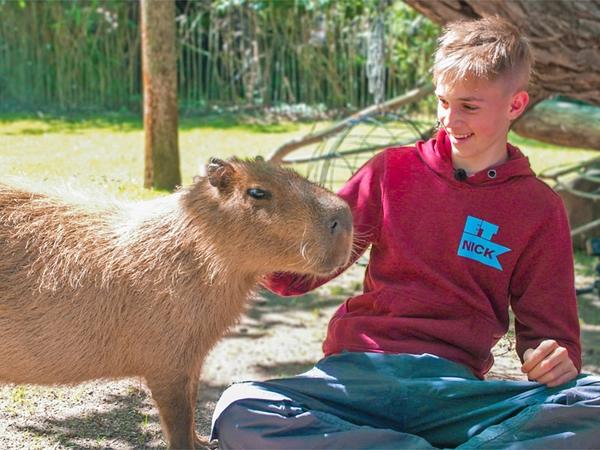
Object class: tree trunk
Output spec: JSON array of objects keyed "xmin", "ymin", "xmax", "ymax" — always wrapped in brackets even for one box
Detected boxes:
[
  {"xmin": 141, "ymin": 0, "xmax": 181, "ymax": 191},
  {"xmin": 511, "ymin": 99, "xmax": 600, "ymax": 151},
  {"xmin": 403, "ymin": 0, "xmax": 600, "ymax": 109}
]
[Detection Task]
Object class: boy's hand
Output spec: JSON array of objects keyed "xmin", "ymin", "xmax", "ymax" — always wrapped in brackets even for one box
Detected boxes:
[{"xmin": 521, "ymin": 340, "xmax": 578, "ymax": 387}]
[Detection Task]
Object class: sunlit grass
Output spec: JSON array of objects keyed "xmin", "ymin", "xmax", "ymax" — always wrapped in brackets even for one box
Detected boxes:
[
  {"xmin": 508, "ymin": 131, "xmax": 598, "ymax": 179},
  {"xmin": 0, "ymin": 112, "xmax": 597, "ymax": 198},
  {"xmin": 0, "ymin": 112, "xmax": 314, "ymax": 199}
]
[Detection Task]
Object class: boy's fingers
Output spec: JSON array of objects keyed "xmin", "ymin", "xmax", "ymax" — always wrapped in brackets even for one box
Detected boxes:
[
  {"xmin": 521, "ymin": 339, "xmax": 559, "ymax": 374},
  {"xmin": 528, "ymin": 350, "xmax": 578, "ymax": 387},
  {"xmin": 537, "ymin": 361, "xmax": 578, "ymax": 387}
]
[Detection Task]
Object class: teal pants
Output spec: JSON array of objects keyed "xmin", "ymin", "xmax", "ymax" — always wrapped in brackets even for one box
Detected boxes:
[{"xmin": 211, "ymin": 352, "xmax": 600, "ymax": 449}]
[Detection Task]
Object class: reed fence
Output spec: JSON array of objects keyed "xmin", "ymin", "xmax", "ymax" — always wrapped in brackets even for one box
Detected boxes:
[{"xmin": 0, "ymin": 0, "xmax": 439, "ymax": 114}]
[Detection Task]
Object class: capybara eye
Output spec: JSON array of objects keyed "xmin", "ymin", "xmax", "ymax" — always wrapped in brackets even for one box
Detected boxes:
[{"xmin": 247, "ymin": 188, "xmax": 271, "ymax": 200}]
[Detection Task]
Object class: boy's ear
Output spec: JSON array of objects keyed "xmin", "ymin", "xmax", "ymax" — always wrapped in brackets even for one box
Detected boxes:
[{"xmin": 508, "ymin": 90, "xmax": 529, "ymax": 120}]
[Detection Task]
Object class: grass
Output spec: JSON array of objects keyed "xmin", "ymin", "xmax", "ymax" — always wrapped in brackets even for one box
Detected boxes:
[
  {"xmin": 1, "ymin": 111, "xmax": 597, "ymax": 196},
  {"xmin": 508, "ymin": 132, "xmax": 599, "ymax": 180},
  {"xmin": 0, "ymin": 111, "xmax": 314, "ymax": 199},
  {"xmin": 10, "ymin": 111, "xmax": 598, "ymax": 283},
  {"xmin": 1, "ymin": 111, "xmax": 598, "ymax": 277}
]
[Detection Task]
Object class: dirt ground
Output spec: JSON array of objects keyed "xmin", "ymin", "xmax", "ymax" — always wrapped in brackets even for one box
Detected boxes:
[{"xmin": 0, "ymin": 263, "xmax": 599, "ymax": 449}]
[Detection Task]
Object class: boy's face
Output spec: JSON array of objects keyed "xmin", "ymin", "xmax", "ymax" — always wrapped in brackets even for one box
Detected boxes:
[{"xmin": 435, "ymin": 76, "xmax": 529, "ymax": 174}]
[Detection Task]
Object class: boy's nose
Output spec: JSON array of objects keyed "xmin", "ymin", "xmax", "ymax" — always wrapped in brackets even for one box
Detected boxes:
[{"xmin": 440, "ymin": 107, "xmax": 461, "ymax": 127}]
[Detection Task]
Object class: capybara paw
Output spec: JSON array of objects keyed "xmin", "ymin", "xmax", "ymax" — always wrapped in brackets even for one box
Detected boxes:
[{"xmin": 195, "ymin": 435, "xmax": 217, "ymax": 449}]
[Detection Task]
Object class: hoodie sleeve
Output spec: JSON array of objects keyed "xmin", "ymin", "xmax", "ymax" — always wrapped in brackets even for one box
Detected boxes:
[
  {"xmin": 261, "ymin": 151, "xmax": 386, "ymax": 297},
  {"xmin": 509, "ymin": 195, "xmax": 582, "ymax": 372}
]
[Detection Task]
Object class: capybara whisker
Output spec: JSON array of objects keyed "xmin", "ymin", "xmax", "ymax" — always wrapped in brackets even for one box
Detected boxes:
[
  {"xmin": 0, "ymin": 156, "xmax": 353, "ymax": 449},
  {"xmin": 300, "ymin": 241, "xmax": 309, "ymax": 262}
]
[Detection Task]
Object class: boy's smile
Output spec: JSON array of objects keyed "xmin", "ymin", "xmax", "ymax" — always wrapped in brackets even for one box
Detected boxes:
[{"xmin": 435, "ymin": 77, "xmax": 529, "ymax": 176}]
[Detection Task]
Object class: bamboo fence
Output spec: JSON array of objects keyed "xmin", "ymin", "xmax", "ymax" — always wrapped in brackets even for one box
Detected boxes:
[{"xmin": 0, "ymin": 0, "xmax": 439, "ymax": 113}]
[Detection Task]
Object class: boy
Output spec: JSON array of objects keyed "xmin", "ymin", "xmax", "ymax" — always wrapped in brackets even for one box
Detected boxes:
[{"xmin": 211, "ymin": 16, "xmax": 600, "ymax": 448}]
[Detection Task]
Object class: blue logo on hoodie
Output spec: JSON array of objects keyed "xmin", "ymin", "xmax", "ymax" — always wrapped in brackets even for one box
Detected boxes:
[{"xmin": 458, "ymin": 216, "xmax": 511, "ymax": 270}]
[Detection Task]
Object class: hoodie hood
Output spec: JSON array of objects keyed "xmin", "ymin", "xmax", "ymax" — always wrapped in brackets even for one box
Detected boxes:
[{"xmin": 417, "ymin": 128, "xmax": 536, "ymax": 187}]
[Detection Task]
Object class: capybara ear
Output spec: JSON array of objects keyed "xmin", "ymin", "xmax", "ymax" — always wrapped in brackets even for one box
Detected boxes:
[{"xmin": 207, "ymin": 158, "xmax": 235, "ymax": 189}]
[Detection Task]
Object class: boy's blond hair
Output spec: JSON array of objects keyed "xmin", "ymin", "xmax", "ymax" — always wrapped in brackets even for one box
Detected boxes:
[{"xmin": 432, "ymin": 16, "xmax": 532, "ymax": 91}]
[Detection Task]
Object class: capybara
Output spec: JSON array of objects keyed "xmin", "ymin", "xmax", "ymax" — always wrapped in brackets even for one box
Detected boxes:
[{"xmin": 0, "ymin": 156, "xmax": 353, "ymax": 449}]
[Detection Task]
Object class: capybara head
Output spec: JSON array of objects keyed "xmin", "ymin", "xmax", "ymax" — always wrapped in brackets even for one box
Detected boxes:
[{"xmin": 185, "ymin": 156, "xmax": 353, "ymax": 276}]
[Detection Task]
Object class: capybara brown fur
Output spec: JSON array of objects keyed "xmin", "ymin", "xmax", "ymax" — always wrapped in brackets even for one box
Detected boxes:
[{"xmin": 0, "ymin": 156, "xmax": 353, "ymax": 449}]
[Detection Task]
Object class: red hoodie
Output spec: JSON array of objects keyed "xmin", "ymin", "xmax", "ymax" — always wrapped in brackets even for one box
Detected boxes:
[{"xmin": 264, "ymin": 129, "xmax": 582, "ymax": 379}]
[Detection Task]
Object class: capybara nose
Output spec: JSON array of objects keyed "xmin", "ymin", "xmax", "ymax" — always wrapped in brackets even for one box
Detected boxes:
[
  {"xmin": 330, "ymin": 219, "xmax": 341, "ymax": 233},
  {"xmin": 330, "ymin": 216, "xmax": 352, "ymax": 236},
  {"xmin": 324, "ymin": 207, "xmax": 353, "ymax": 270},
  {"xmin": 330, "ymin": 204, "xmax": 353, "ymax": 235}
]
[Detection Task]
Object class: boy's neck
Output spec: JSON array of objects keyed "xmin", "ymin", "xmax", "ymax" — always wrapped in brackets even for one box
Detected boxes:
[{"xmin": 451, "ymin": 150, "xmax": 509, "ymax": 176}]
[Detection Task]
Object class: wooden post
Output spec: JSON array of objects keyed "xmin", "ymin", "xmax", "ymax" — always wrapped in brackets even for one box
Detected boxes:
[{"xmin": 141, "ymin": 0, "xmax": 181, "ymax": 191}]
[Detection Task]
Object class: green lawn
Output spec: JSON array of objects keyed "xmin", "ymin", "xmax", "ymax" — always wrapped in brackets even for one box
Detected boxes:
[
  {"xmin": 1, "ymin": 112, "xmax": 596, "ymax": 196},
  {"xmin": 0, "ymin": 112, "xmax": 316, "ymax": 198}
]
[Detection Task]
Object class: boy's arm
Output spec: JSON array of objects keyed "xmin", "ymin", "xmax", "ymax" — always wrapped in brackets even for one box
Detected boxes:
[
  {"xmin": 261, "ymin": 271, "xmax": 334, "ymax": 297},
  {"xmin": 262, "ymin": 152, "xmax": 386, "ymax": 297},
  {"xmin": 510, "ymin": 198, "xmax": 582, "ymax": 385}
]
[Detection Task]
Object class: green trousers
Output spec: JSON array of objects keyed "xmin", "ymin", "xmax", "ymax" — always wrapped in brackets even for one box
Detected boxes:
[{"xmin": 212, "ymin": 352, "xmax": 600, "ymax": 449}]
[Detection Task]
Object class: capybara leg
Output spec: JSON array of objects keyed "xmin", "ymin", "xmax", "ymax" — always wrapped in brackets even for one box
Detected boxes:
[{"xmin": 147, "ymin": 375, "xmax": 202, "ymax": 450}]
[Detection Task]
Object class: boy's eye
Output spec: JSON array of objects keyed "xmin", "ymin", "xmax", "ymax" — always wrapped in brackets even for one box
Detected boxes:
[{"xmin": 463, "ymin": 104, "xmax": 478, "ymax": 111}]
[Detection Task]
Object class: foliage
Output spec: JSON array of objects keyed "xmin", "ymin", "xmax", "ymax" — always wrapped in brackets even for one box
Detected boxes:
[
  {"xmin": 0, "ymin": 0, "xmax": 140, "ymax": 111},
  {"xmin": 0, "ymin": 0, "xmax": 440, "ymax": 114},
  {"xmin": 388, "ymin": 2, "xmax": 439, "ymax": 111}
]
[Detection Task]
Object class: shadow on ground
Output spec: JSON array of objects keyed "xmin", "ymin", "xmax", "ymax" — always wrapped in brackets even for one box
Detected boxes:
[{"xmin": 13, "ymin": 390, "xmax": 162, "ymax": 449}]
